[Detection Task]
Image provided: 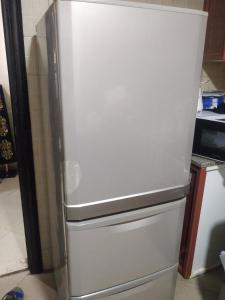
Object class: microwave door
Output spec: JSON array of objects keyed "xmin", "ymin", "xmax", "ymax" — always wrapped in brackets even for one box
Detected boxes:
[{"xmin": 193, "ymin": 119, "xmax": 225, "ymax": 161}]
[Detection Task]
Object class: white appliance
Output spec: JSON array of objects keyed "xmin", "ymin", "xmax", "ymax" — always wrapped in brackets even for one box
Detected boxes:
[
  {"xmin": 193, "ymin": 111, "xmax": 225, "ymax": 162},
  {"xmin": 191, "ymin": 161, "xmax": 225, "ymax": 277},
  {"xmin": 36, "ymin": 1, "xmax": 207, "ymax": 299}
]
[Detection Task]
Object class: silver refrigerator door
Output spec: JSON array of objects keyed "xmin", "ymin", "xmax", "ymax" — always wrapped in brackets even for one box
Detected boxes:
[{"xmin": 55, "ymin": 1, "xmax": 207, "ymax": 219}]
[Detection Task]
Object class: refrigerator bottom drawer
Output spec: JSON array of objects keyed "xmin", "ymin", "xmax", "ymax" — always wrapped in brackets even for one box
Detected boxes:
[
  {"xmin": 70, "ymin": 266, "xmax": 177, "ymax": 300},
  {"xmin": 66, "ymin": 199, "xmax": 185, "ymax": 296}
]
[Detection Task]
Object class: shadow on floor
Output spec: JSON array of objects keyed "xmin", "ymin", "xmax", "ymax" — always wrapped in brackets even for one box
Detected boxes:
[
  {"xmin": 175, "ymin": 267, "xmax": 224, "ymax": 300},
  {"xmin": 196, "ymin": 222, "xmax": 225, "ymax": 299},
  {"xmin": 197, "ymin": 267, "xmax": 224, "ymax": 299}
]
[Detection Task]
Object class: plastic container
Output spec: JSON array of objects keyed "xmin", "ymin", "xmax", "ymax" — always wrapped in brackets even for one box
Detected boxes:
[
  {"xmin": 197, "ymin": 88, "xmax": 203, "ymax": 112},
  {"xmin": 202, "ymin": 91, "xmax": 225, "ymax": 110},
  {"xmin": 219, "ymin": 251, "xmax": 225, "ymax": 300}
]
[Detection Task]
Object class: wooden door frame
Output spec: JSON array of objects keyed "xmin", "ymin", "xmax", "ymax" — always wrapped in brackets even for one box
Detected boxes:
[{"xmin": 1, "ymin": 0, "xmax": 43, "ymax": 274}]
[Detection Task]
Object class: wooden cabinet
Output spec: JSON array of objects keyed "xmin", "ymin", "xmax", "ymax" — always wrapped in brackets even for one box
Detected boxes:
[
  {"xmin": 179, "ymin": 164, "xmax": 206, "ymax": 278},
  {"xmin": 204, "ymin": 0, "xmax": 225, "ymax": 60},
  {"xmin": 179, "ymin": 159, "xmax": 225, "ymax": 278}
]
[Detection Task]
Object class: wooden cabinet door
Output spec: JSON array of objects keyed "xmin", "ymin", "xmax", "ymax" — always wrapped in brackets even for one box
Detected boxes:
[{"xmin": 204, "ymin": 0, "xmax": 225, "ymax": 60}]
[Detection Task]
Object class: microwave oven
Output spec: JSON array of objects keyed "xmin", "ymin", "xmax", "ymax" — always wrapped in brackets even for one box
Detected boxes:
[{"xmin": 193, "ymin": 111, "xmax": 225, "ymax": 162}]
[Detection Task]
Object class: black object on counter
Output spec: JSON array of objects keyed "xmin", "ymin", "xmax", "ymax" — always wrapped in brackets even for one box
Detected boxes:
[{"xmin": 211, "ymin": 103, "xmax": 225, "ymax": 114}]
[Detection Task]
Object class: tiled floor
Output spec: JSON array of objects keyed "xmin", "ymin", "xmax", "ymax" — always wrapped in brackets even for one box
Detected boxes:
[
  {"xmin": 0, "ymin": 271, "xmax": 56, "ymax": 300},
  {"xmin": 175, "ymin": 267, "xmax": 225, "ymax": 300},
  {"xmin": 0, "ymin": 267, "xmax": 224, "ymax": 300},
  {"xmin": 0, "ymin": 177, "xmax": 27, "ymax": 275}
]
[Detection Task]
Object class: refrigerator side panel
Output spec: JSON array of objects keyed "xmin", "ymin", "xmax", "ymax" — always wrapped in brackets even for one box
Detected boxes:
[
  {"xmin": 57, "ymin": 1, "xmax": 207, "ymax": 208},
  {"xmin": 36, "ymin": 4, "xmax": 69, "ymax": 300}
]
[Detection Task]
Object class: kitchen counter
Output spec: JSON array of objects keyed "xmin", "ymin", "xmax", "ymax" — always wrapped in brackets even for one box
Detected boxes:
[{"xmin": 191, "ymin": 155, "xmax": 225, "ymax": 171}]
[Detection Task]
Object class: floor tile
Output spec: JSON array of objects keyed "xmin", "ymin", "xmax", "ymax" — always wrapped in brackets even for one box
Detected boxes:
[
  {"xmin": 0, "ymin": 271, "xmax": 56, "ymax": 300},
  {"xmin": 0, "ymin": 267, "xmax": 224, "ymax": 300},
  {"xmin": 175, "ymin": 268, "xmax": 224, "ymax": 300},
  {"xmin": 19, "ymin": 272, "xmax": 56, "ymax": 300},
  {"xmin": 0, "ymin": 177, "xmax": 27, "ymax": 275},
  {"xmin": 0, "ymin": 271, "xmax": 29, "ymax": 298},
  {"xmin": 0, "ymin": 232, "xmax": 27, "ymax": 275}
]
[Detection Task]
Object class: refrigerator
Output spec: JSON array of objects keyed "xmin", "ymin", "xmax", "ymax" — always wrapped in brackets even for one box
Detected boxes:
[{"xmin": 36, "ymin": 1, "xmax": 207, "ymax": 299}]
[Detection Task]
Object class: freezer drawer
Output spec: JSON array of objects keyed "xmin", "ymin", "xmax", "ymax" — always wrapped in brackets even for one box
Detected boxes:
[
  {"xmin": 70, "ymin": 266, "xmax": 177, "ymax": 300},
  {"xmin": 66, "ymin": 199, "xmax": 185, "ymax": 296}
]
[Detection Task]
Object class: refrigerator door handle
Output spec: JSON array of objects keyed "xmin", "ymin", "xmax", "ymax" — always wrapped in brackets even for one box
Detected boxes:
[{"xmin": 65, "ymin": 184, "xmax": 189, "ymax": 221}]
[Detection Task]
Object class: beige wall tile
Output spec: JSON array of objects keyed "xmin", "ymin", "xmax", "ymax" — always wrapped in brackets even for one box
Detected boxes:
[
  {"xmin": 25, "ymin": 38, "xmax": 39, "ymax": 76},
  {"xmin": 26, "ymin": 56, "xmax": 39, "ymax": 75},
  {"xmin": 27, "ymin": 75, "xmax": 40, "ymax": 98},
  {"xmin": 21, "ymin": 0, "xmax": 36, "ymax": 16},
  {"xmin": 21, "ymin": 0, "xmax": 52, "ymax": 271},
  {"xmin": 33, "ymin": 0, "xmax": 49, "ymax": 17},
  {"xmin": 202, "ymin": 62, "xmax": 225, "ymax": 92},
  {"xmin": 161, "ymin": 0, "xmax": 204, "ymax": 9},
  {"xmin": 170, "ymin": 0, "xmax": 186, "ymax": 7},
  {"xmin": 24, "ymin": 37, "xmax": 33, "ymax": 57},
  {"xmin": 23, "ymin": 16, "xmax": 37, "ymax": 37},
  {"xmin": 129, "ymin": 0, "xmax": 204, "ymax": 9},
  {"xmin": 41, "ymin": 248, "xmax": 53, "ymax": 271},
  {"xmin": 0, "ymin": 5, "xmax": 14, "ymax": 130},
  {"xmin": 144, "ymin": 0, "xmax": 162, "ymax": 4},
  {"xmin": 186, "ymin": 0, "xmax": 204, "ymax": 10}
]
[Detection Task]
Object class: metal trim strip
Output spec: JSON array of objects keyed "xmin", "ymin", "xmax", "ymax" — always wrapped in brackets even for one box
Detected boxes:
[
  {"xmin": 70, "ymin": 264, "xmax": 177, "ymax": 300},
  {"xmin": 65, "ymin": 185, "xmax": 189, "ymax": 221}
]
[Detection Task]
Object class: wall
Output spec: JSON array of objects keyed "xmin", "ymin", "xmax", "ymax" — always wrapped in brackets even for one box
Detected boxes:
[
  {"xmin": 129, "ymin": 0, "xmax": 203, "ymax": 9},
  {"xmin": 128, "ymin": 0, "xmax": 224, "ymax": 97},
  {"xmin": 0, "ymin": 5, "xmax": 13, "ymax": 130},
  {"xmin": 21, "ymin": 0, "xmax": 204, "ymax": 271},
  {"xmin": 192, "ymin": 167, "xmax": 225, "ymax": 276},
  {"xmin": 201, "ymin": 62, "xmax": 225, "ymax": 91},
  {"xmin": 21, "ymin": 0, "xmax": 53, "ymax": 270}
]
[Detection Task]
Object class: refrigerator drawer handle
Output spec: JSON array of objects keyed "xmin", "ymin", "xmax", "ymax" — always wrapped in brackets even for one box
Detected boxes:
[{"xmin": 106, "ymin": 214, "xmax": 160, "ymax": 228}]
